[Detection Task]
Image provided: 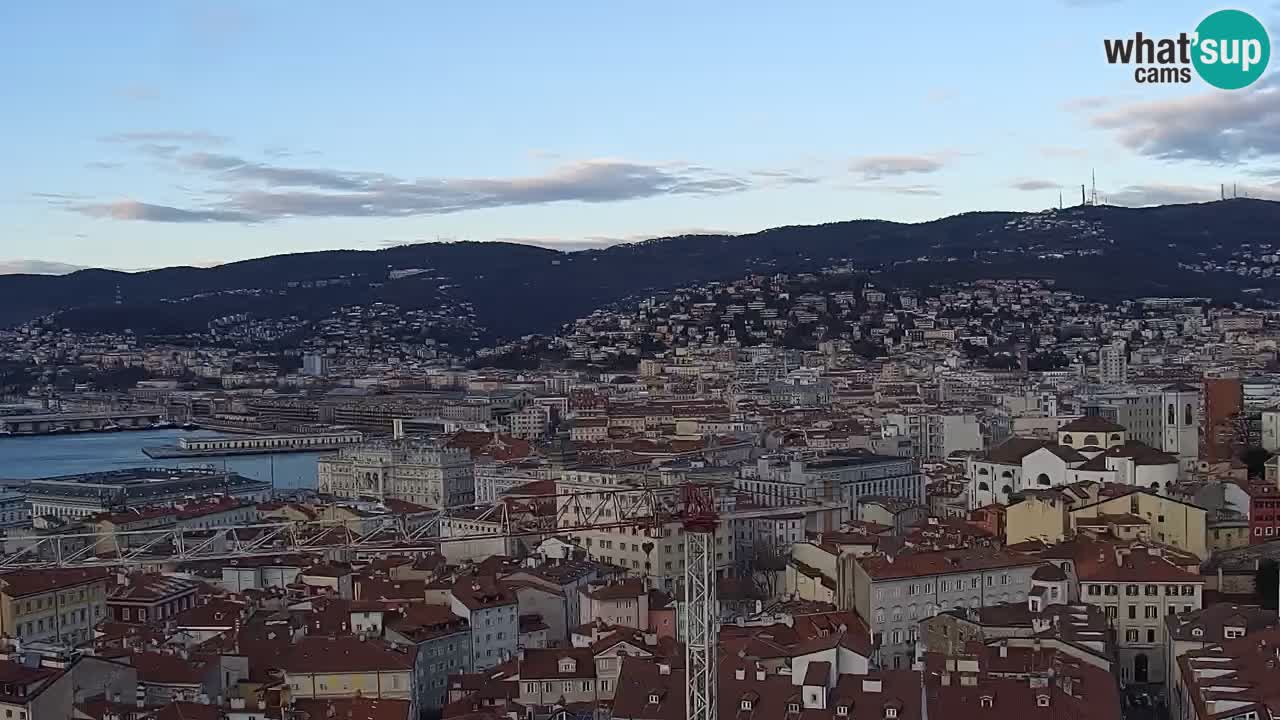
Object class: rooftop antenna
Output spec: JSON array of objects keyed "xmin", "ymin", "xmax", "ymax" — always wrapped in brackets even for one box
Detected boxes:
[
  {"xmin": 1234, "ymin": 183, "xmax": 1238, "ymax": 199},
  {"xmin": 1080, "ymin": 184, "xmax": 1086, "ymax": 207},
  {"xmin": 1221, "ymin": 184, "xmax": 1226, "ymax": 201},
  {"xmin": 1059, "ymin": 191, "xmax": 1063, "ymax": 210},
  {"xmin": 1091, "ymin": 169, "xmax": 1097, "ymax": 206}
]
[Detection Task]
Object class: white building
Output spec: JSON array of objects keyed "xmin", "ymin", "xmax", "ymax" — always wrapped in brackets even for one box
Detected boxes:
[
  {"xmin": 1099, "ymin": 339, "xmax": 1128, "ymax": 384},
  {"xmin": 317, "ymin": 441, "xmax": 474, "ymax": 506}
]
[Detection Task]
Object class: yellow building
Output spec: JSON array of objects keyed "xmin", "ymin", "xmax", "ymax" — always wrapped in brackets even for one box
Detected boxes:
[
  {"xmin": 1069, "ymin": 489, "xmax": 1208, "ymax": 560},
  {"xmin": 282, "ymin": 636, "xmax": 415, "ymax": 715},
  {"xmin": 1004, "ymin": 483, "xmax": 1099, "ymax": 545},
  {"xmin": 0, "ymin": 568, "xmax": 111, "ymax": 646}
]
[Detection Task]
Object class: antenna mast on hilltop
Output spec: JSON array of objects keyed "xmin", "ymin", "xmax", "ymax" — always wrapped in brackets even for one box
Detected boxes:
[{"xmin": 1091, "ymin": 170, "xmax": 1098, "ymax": 206}]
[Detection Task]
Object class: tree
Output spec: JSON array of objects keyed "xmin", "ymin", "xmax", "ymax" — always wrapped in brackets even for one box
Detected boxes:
[{"xmin": 1256, "ymin": 559, "xmax": 1278, "ymax": 610}]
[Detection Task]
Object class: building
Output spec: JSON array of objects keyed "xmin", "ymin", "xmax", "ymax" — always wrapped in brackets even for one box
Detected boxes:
[
  {"xmin": 1099, "ymin": 339, "xmax": 1128, "ymax": 384},
  {"xmin": 579, "ymin": 579, "xmax": 648, "ymax": 629},
  {"xmin": 749, "ymin": 452, "xmax": 924, "ymax": 512},
  {"xmin": 1171, "ymin": 625, "xmax": 1280, "ymax": 720},
  {"xmin": 880, "ymin": 411, "xmax": 983, "ymax": 462},
  {"xmin": 516, "ymin": 647, "xmax": 600, "ymax": 709},
  {"xmin": 0, "ymin": 568, "xmax": 111, "ymax": 646},
  {"xmin": 384, "ymin": 603, "xmax": 472, "ymax": 713},
  {"xmin": 1049, "ymin": 538, "xmax": 1204, "ymax": 685},
  {"xmin": 1248, "ymin": 482, "xmax": 1280, "ymax": 542},
  {"xmin": 1070, "ymin": 487, "xmax": 1209, "ymax": 560},
  {"xmin": 847, "ymin": 548, "xmax": 1046, "ymax": 669},
  {"xmin": 23, "ymin": 468, "xmax": 271, "ymax": 520},
  {"xmin": 107, "ymin": 574, "xmax": 202, "ymax": 625},
  {"xmin": 317, "ymin": 441, "xmax": 475, "ymax": 506},
  {"xmin": 280, "ymin": 636, "xmax": 416, "ymax": 716},
  {"xmin": 302, "ymin": 353, "xmax": 330, "ymax": 378},
  {"xmin": 1202, "ymin": 378, "xmax": 1244, "ymax": 463},
  {"xmin": 431, "ymin": 576, "xmax": 518, "ymax": 672},
  {"xmin": 0, "ymin": 489, "xmax": 31, "ymax": 531},
  {"xmin": 1163, "ymin": 603, "xmax": 1277, "ymax": 699}
]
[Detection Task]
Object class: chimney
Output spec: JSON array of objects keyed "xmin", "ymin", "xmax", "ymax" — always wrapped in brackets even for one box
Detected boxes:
[
  {"xmin": 862, "ymin": 679, "xmax": 882, "ymax": 693},
  {"xmin": 755, "ymin": 668, "xmax": 766, "ymax": 681},
  {"xmin": 735, "ymin": 668, "xmax": 745, "ymax": 680},
  {"xmin": 942, "ymin": 672, "xmax": 951, "ymax": 686},
  {"xmin": 658, "ymin": 663, "xmax": 671, "ymax": 676},
  {"xmin": 999, "ymin": 642, "xmax": 1008, "ymax": 658}
]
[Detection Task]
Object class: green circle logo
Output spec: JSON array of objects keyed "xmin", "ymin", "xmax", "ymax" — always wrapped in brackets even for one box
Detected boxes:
[{"xmin": 1192, "ymin": 9, "xmax": 1270, "ymax": 89}]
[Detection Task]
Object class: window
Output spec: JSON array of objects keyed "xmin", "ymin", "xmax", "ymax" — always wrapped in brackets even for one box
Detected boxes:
[
  {"xmin": 543, "ymin": 683, "xmax": 553, "ymax": 693},
  {"xmin": 1181, "ymin": 585, "xmax": 1195, "ymax": 596},
  {"xmin": 1128, "ymin": 606, "xmax": 1136, "ymax": 620},
  {"xmin": 788, "ymin": 703, "xmax": 800, "ymax": 712},
  {"xmin": 1105, "ymin": 585, "xmax": 1118, "ymax": 596},
  {"xmin": 886, "ymin": 709, "xmax": 898, "ymax": 719},
  {"xmin": 649, "ymin": 694, "xmax": 660, "ymax": 704},
  {"xmin": 1126, "ymin": 629, "xmax": 1139, "ymax": 642},
  {"xmin": 1144, "ymin": 585, "xmax": 1158, "ymax": 596},
  {"xmin": 526, "ymin": 683, "xmax": 537, "ymax": 693},
  {"xmin": 1145, "ymin": 606, "xmax": 1158, "ymax": 619},
  {"xmin": 1147, "ymin": 629, "xmax": 1156, "ymax": 643},
  {"xmin": 1088, "ymin": 584, "xmax": 1101, "ymax": 596},
  {"xmin": 980, "ymin": 697, "xmax": 993, "ymax": 708},
  {"xmin": 602, "ymin": 680, "xmax": 611, "ymax": 692},
  {"xmin": 1126, "ymin": 585, "xmax": 1139, "ymax": 596},
  {"xmin": 837, "ymin": 708, "xmax": 849, "ymax": 717},
  {"xmin": 741, "ymin": 700, "xmax": 753, "ymax": 711},
  {"xmin": 1037, "ymin": 696, "xmax": 1050, "ymax": 708},
  {"xmin": 1000, "ymin": 573, "xmax": 1010, "ymax": 585},
  {"xmin": 582, "ymin": 681, "xmax": 591, "ymax": 692}
]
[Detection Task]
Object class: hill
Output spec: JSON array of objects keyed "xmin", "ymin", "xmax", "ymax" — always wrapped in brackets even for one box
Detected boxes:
[{"xmin": 4, "ymin": 199, "xmax": 1278, "ymax": 345}]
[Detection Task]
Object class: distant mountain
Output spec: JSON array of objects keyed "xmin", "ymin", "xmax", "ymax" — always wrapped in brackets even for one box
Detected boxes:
[
  {"xmin": 0, "ymin": 259, "xmax": 90, "ymax": 275},
  {"xmin": 4, "ymin": 199, "xmax": 1278, "ymax": 344}
]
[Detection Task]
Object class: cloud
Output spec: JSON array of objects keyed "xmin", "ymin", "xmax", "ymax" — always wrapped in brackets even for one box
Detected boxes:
[
  {"xmin": 100, "ymin": 130, "xmax": 229, "ymax": 146},
  {"xmin": 850, "ymin": 155, "xmax": 948, "ymax": 180},
  {"xmin": 1104, "ymin": 184, "xmax": 1219, "ymax": 206},
  {"xmin": 62, "ymin": 156, "xmax": 768, "ymax": 223},
  {"xmin": 850, "ymin": 184, "xmax": 942, "ymax": 197},
  {"xmin": 1090, "ymin": 76, "xmax": 1280, "ymax": 163},
  {"xmin": 85, "ymin": 161, "xmax": 124, "ymax": 170},
  {"xmin": 72, "ymin": 200, "xmax": 259, "ymax": 223},
  {"xmin": 1011, "ymin": 179, "xmax": 1060, "ymax": 191},
  {"xmin": 0, "ymin": 260, "xmax": 90, "ymax": 275}
]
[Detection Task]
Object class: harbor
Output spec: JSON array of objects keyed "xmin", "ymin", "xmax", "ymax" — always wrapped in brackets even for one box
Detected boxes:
[
  {"xmin": 0, "ymin": 428, "xmax": 322, "ymax": 489},
  {"xmin": 142, "ymin": 429, "xmax": 364, "ymax": 458}
]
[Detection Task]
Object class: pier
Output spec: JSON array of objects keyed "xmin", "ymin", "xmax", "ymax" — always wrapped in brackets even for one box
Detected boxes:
[
  {"xmin": 0, "ymin": 411, "xmax": 166, "ymax": 436},
  {"xmin": 143, "ymin": 430, "xmax": 364, "ymax": 458}
]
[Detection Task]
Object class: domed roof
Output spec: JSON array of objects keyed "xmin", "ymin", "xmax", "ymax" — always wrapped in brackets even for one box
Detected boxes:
[{"xmin": 1032, "ymin": 564, "xmax": 1067, "ymax": 581}]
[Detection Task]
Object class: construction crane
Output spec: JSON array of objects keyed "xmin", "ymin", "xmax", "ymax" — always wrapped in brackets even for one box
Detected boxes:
[{"xmin": 682, "ymin": 483, "xmax": 720, "ymax": 720}]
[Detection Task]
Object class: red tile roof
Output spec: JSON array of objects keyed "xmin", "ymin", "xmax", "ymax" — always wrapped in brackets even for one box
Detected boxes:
[
  {"xmin": 290, "ymin": 697, "xmax": 412, "ymax": 720},
  {"xmin": 281, "ymin": 636, "xmax": 414, "ymax": 674},
  {"xmin": 0, "ymin": 567, "xmax": 110, "ymax": 598}
]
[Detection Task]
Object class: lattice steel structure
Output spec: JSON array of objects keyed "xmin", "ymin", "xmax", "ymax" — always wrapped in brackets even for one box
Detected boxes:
[{"xmin": 682, "ymin": 483, "xmax": 719, "ymax": 720}]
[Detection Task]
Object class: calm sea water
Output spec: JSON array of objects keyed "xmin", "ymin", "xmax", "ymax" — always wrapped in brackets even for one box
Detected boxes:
[{"xmin": 0, "ymin": 429, "xmax": 321, "ymax": 489}]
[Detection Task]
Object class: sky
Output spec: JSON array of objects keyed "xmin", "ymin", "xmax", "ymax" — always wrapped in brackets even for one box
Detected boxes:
[{"xmin": 2, "ymin": 1, "xmax": 1279, "ymax": 273}]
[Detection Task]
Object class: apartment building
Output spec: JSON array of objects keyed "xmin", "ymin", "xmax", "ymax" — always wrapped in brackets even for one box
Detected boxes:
[
  {"xmin": 281, "ymin": 636, "xmax": 416, "ymax": 716},
  {"xmin": 432, "ymin": 576, "xmax": 519, "ymax": 672},
  {"xmin": 848, "ymin": 548, "xmax": 1045, "ymax": 669},
  {"xmin": 0, "ymin": 568, "xmax": 111, "ymax": 646},
  {"xmin": 748, "ymin": 452, "xmax": 924, "ymax": 511},
  {"xmin": 1050, "ymin": 539, "xmax": 1204, "ymax": 685},
  {"xmin": 385, "ymin": 604, "xmax": 472, "ymax": 713},
  {"xmin": 880, "ymin": 411, "xmax": 983, "ymax": 462}
]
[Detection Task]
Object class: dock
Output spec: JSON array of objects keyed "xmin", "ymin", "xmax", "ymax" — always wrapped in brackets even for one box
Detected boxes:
[
  {"xmin": 143, "ymin": 430, "xmax": 364, "ymax": 459},
  {"xmin": 0, "ymin": 410, "xmax": 166, "ymax": 436}
]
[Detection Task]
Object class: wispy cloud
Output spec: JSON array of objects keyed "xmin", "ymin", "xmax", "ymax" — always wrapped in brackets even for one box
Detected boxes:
[
  {"xmin": 72, "ymin": 200, "xmax": 259, "ymax": 223},
  {"xmin": 1104, "ymin": 183, "xmax": 1219, "ymax": 206},
  {"xmin": 850, "ymin": 154, "xmax": 949, "ymax": 180},
  {"xmin": 850, "ymin": 183, "xmax": 942, "ymax": 197},
  {"xmin": 113, "ymin": 85, "xmax": 163, "ymax": 102},
  {"xmin": 1010, "ymin": 179, "xmax": 1061, "ymax": 191},
  {"xmin": 1090, "ymin": 76, "xmax": 1280, "ymax": 163},
  {"xmin": 62, "ymin": 151, "xmax": 789, "ymax": 223},
  {"xmin": 85, "ymin": 161, "xmax": 124, "ymax": 170}
]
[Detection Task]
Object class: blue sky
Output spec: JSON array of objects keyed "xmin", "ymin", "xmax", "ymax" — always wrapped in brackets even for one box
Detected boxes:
[{"xmin": 2, "ymin": 1, "xmax": 1278, "ymax": 272}]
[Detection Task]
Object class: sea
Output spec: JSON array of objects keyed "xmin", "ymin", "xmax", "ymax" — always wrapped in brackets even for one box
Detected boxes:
[{"xmin": 0, "ymin": 429, "xmax": 322, "ymax": 489}]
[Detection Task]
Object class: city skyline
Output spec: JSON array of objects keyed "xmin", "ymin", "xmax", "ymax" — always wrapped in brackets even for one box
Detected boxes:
[{"xmin": 3, "ymin": 0, "xmax": 1279, "ymax": 273}]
